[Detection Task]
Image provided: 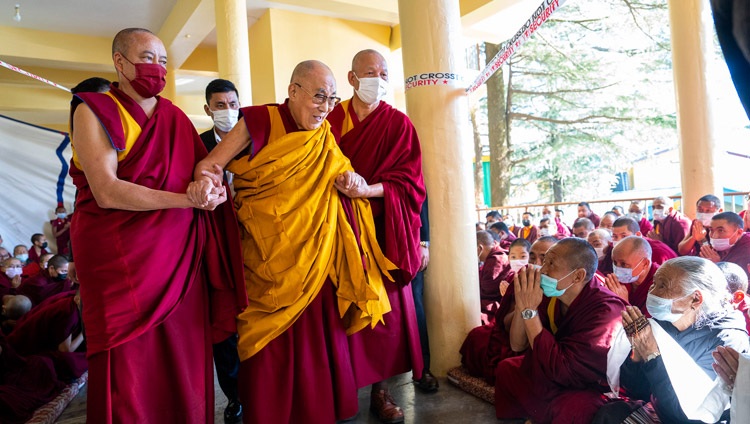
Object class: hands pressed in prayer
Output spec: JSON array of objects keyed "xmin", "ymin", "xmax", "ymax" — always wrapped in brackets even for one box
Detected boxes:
[
  {"xmin": 646, "ymin": 229, "xmax": 662, "ymax": 242},
  {"xmin": 622, "ymin": 306, "xmax": 658, "ymax": 362},
  {"xmin": 604, "ymin": 273, "xmax": 629, "ymax": 302},
  {"xmin": 334, "ymin": 171, "xmax": 370, "ymax": 198},
  {"xmin": 187, "ymin": 163, "xmax": 227, "ymax": 210},
  {"xmin": 712, "ymin": 345, "xmax": 740, "ymax": 390},
  {"xmin": 513, "ymin": 265, "xmax": 542, "ymax": 312},
  {"xmin": 691, "ymin": 220, "xmax": 707, "ymax": 243},
  {"xmin": 699, "ymin": 243, "xmax": 721, "ymax": 263}
]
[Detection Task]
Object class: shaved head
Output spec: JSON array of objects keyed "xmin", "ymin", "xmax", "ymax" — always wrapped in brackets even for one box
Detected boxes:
[
  {"xmin": 573, "ymin": 218, "xmax": 595, "ymax": 231},
  {"xmin": 3, "ymin": 295, "xmax": 31, "ymax": 319},
  {"xmin": 613, "ymin": 217, "xmax": 640, "ymax": 234},
  {"xmin": 717, "ymin": 262, "xmax": 748, "ymax": 293},
  {"xmin": 351, "ymin": 49, "xmax": 386, "ymax": 71},
  {"xmin": 112, "ymin": 28, "xmax": 155, "ymax": 56},
  {"xmin": 477, "ymin": 230, "xmax": 495, "ymax": 248},
  {"xmin": 613, "ymin": 236, "xmax": 652, "ymax": 260},
  {"xmin": 291, "ymin": 60, "xmax": 333, "ymax": 83},
  {"xmin": 529, "ymin": 237, "xmax": 558, "ymax": 266},
  {"xmin": 553, "ymin": 238, "xmax": 598, "ymax": 281}
]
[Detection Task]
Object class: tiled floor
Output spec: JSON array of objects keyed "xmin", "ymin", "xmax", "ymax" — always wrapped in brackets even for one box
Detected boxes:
[{"xmin": 55, "ymin": 372, "xmax": 500, "ymax": 423}]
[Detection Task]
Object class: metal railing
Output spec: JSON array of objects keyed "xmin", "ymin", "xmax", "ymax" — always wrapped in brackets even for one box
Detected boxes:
[{"xmin": 476, "ymin": 192, "xmax": 750, "ymax": 224}]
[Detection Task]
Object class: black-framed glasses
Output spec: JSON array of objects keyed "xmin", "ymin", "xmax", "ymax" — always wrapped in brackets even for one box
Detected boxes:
[{"xmin": 293, "ymin": 82, "xmax": 341, "ymax": 107}]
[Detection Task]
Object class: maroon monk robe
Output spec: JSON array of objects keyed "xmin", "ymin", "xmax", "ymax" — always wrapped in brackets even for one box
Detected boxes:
[
  {"xmin": 27, "ymin": 247, "xmax": 48, "ymax": 265},
  {"xmin": 17, "ymin": 269, "xmax": 73, "ymax": 307},
  {"xmin": 648, "ymin": 238, "xmax": 677, "ymax": 265},
  {"xmin": 589, "ymin": 212, "xmax": 601, "ymax": 227},
  {"xmin": 598, "ymin": 243, "xmax": 614, "ymax": 275},
  {"xmin": 651, "ymin": 210, "xmax": 691, "ymax": 255},
  {"xmin": 0, "ymin": 335, "xmax": 66, "ymax": 424},
  {"xmin": 70, "ymin": 84, "xmax": 246, "ymax": 424},
  {"xmin": 329, "ymin": 100, "xmax": 425, "ymax": 386},
  {"xmin": 461, "ymin": 283, "xmax": 524, "ymax": 384},
  {"xmin": 236, "ymin": 103, "xmax": 360, "ymax": 423},
  {"xmin": 6, "ymin": 292, "xmax": 86, "ymax": 380},
  {"xmin": 638, "ymin": 217, "xmax": 653, "ymax": 236},
  {"xmin": 479, "ymin": 248, "xmax": 511, "ymax": 312},
  {"xmin": 0, "ymin": 274, "xmax": 17, "ymax": 297},
  {"xmin": 626, "ymin": 262, "xmax": 658, "ymax": 316},
  {"xmin": 495, "ymin": 278, "xmax": 627, "ymax": 423},
  {"xmin": 716, "ymin": 233, "xmax": 750, "ymax": 279},
  {"xmin": 21, "ymin": 262, "xmax": 40, "ymax": 279},
  {"xmin": 513, "ymin": 225, "xmax": 539, "ymax": 244},
  {"xmin": 51, "ymin": 217, "xmax": 71, "ymax": 256}
]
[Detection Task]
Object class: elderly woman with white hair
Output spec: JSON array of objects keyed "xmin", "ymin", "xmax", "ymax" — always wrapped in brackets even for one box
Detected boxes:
[{"xmin": 594, "ymin": 256, "xmax": 750, "ymax": 423}]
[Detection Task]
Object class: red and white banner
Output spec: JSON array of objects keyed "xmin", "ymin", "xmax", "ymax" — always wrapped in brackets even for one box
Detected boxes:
[
  {"xmin": 0, "ymin": 59, "xmax": 71, "ymax": 92},
  {"xmin": 466, "ymin": 0, "xmax": 566, "ymax": 93}
]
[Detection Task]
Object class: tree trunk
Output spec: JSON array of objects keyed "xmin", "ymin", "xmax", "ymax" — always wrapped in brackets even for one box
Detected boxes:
[
  {"xmin": 470, "ymin": 106, "xmax": 486, "ymax": 207},
  {"xmin": 552, "ymin": 174, "xmax": 564, "ymax": 202},
  {"xmin": 486, "ymin": 42, "xmax": 511, "ymax": 207}
]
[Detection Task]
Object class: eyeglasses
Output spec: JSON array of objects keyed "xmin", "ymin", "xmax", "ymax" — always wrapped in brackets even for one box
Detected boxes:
[{"xmin": 293, "ymin": 83, "xmax": 341, "ymax": 107}]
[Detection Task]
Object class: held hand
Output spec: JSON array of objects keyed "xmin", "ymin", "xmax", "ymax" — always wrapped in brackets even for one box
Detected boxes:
[
  {"xmin": 646, "ymin": 229, "xmax": 662, "ymax": 242},
  {"xmin": 11, "ymin": 275, "xmax": 21, "ymax": 289},
  {"xmin": 712, "ymin": 346, "xmax": 740, "ymax": 389},
  {"xmin": 699, "ymin": 244, "xmax": 720, "ymax": 263},
  {"xmin": 199, "ymin": 185, "xmax": 227, "ymax": 211},
  {"xmin": 333, "ymin": 171, "xmax": 370, "ymax": 198},
  {"xmin": 419, "ymin": 245, "xmax": 430, "ymax": 271},
  {"xmin": 622, "ymin": 306, "xmax": 658, "ymax": 361},
  {"xmin": 513, "ymin": 265, "xmax": 543, "ymax": 311},
  {"xmin": 499, "ymin": 280, "xmax": 510, "ymax": 296},
  {"xmin": 187, "ymin": 179, "xmax": 214, "ymax": 207},
  {"xmin": 202, "ymin": 164, "xmax": 224, "ymax": 188},
  {"xmin": 691, "ymin": 220, "xmax": 706, "ymax": 243},
  {"xmin": 604, "ymin": 273, "xmax": 629, "ymax": 302}
]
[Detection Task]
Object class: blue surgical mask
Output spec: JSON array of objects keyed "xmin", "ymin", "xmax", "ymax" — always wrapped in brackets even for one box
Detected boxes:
[
  {"xmin": 15, "ymin": 253, "xmax": 28, "ymax": 262},
  {"xmin": 540, "ymin": 269, "xmax": 577, "ymax": 297},
  {"xmin": 57, "ymin": 213, "xmax": 67, "ymax": 219},
  {"xmin": 646, "ymin": 293, "xmax": 688, "ymax": 322}
]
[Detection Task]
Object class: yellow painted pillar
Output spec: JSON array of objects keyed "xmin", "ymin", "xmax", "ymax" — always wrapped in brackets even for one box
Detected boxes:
[
  {"xmin": 668, "ymin": 0, "xmax": 722, "ymax": 217},
  {"xmin": 163, "ymin": 62, "xmax": 177, "ymax": 103},
  {"xmin": 398, "ymin": 0, "xmax": 480, "ymax": 375},
  {"xmin": 215, "ymin": 0, "xmax": 252, "ymax": 105}
]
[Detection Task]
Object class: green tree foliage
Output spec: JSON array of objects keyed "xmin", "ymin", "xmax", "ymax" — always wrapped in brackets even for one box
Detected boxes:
[{"xmin": 477, "ymin": 0, "xmax": 676, "ymax": 204}]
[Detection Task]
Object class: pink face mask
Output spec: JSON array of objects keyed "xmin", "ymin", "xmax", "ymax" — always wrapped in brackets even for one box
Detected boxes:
[{"xmin": 122, "ymin": 55, "xmax": 167, "ymax": 98}]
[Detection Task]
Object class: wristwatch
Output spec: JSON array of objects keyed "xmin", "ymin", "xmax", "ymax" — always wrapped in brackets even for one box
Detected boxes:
[
  {"xmin": 644, "ymin": 352, "xmax": 661, "ymax": 362},
  {"xmin": 521, "ymin": 309, "xmax": 538, "ymax": 320},
  {"xmin": 420, "ymin": 241, "xmax": 430, "ymax": 248}
]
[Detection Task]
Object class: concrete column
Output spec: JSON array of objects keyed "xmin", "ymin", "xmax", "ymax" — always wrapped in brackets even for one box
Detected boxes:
[
  {"xmin": 398, "ymin": 0, "xmax": 480, "ymax": 375},
  {"xmin": 215, "ymin": 0, "xmax": 252, "ymax": 105},
  {"xmin": 668, "ymin": 0, "xmax": 722, "ymax": 217}
]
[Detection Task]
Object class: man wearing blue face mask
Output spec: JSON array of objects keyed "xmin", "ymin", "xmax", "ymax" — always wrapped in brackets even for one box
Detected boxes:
[{"xmin": 495, "ymin": 238, "xmax": 627, "ymax": 423}]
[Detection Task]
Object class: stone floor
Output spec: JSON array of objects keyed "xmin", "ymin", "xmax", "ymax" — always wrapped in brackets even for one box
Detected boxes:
[{"xmin": 55, "ymin": 372, "xmax": 500, "ymax": 423}]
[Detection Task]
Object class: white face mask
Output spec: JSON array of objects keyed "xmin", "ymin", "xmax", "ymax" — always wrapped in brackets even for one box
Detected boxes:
[
  {"xmin": 539, "ymin": 227, "xmax": 551, "ymax": 237},
  {"xmin": 711, "ymin": 236, "xmax": 737, "ymax": 252},
  {"xmin": 355, "ymin": 76, "xmax": 388, "ymax": 105},
  {"xmin": 696, "ymin": 212, "xmax": 715, "ymax": 226},
  {"xmin": 628, "ymin": 212, "xmax": 642, "ymax": 222},
  {"xmin": 211, "ymin": 108, "xmax": 239, "ymax": 133},
  {"xmin": 613, "ymin": 259, "xmax": 644, "ymax": 284},
  {"xmin": 4, "ymin": 267, "xmax": 22, "ymax": 279},
  {"xmin": 509, "ymin": 259, "xmax": 528, "ymax": 273},
  {"xmin": 652, "ymin": 208, "xmax": 666, "ymax": 221},
  {"xmin": 594, "ymin": 247, "xmax": 605, "ymax": 259},
  {"xmin": 646, "ymin": 293, "xmax": 689, "ymax": 322}
]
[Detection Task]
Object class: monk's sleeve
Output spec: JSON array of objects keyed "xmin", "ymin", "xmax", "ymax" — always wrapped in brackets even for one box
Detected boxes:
[{"xmin": 529, "ymin": 302, "xmax": 622, "ymax": 388}]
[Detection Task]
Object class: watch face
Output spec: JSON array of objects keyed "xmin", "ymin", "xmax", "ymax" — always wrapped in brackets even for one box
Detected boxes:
[{"xmin": 522, "ymin": 309, "xmax": 533, "ymax": 319}]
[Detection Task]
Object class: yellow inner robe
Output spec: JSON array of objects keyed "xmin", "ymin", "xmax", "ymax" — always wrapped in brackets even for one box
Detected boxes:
[{"xmin": 229, "ymin": 106, "xmax": 395, "ymax": 361}]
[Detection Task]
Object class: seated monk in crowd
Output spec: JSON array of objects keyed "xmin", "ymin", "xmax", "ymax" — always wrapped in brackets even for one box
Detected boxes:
[
  {"xmin": 604, "ymin": 236, "xmax": 658, "ymax": 315},
  {"xmin": 678, "ymin": 194, "xmax": 723, "ymax": 256},
  {"xmin": 39, "ymin": 253, "xmax": 54, "ymax": 271},
  {"xmin": 717, "ymin": 261, "xmax": 750, "ymax": 333},
  {"xmin": 597, "ymin": 257, "xmax": 749, "ymax": 423},
  {"xmin": 513, "ymin": 212, "xmax": 539, "ymax": 243},
  {"xmin": 460, "ymin": 236, "xmax": 559, "ymax": 384},
  {"xmin": 0, "ymin": 259, "xmax": 22, "ymax": 297},
  {"xmin": 601, "ymin": 216, "xmax": 676, "ymax": 275},
  {"xmin": 7, "ymin": 291, "xmax": 86, "ymax": 381},
  {"xmin": 599, "ymin": 211, "xmax": 617, "ymax": 231},
  {"xmin": 498, "ymin": 239, "xmax": 531, "ymax": 298},
  {"xmin": 18, "ymin": 255, "xmax": 73, "ymax": 307},
  {"xmin": 0, "ymin": 248, "xmax": 9, "ymax": 262},
  {"xmin": 13, "ymin": 246, "xmax": 39, "ymax": 278},
  {"xmin": 489, "ymin": 222, "xmax": 516, "ymax": 250},
  {"xmin": 477, "ymin": 231, "xmax": 511, "ymax": 319},
  {"xmin": 0, "ymin": 334, "xmax": 67, "ymax": 424},
  {"xmin": 572, "ymin": 217, "xmax": 595, "ymax": 239},
  {"xmin": 587, "ymin": 228, "xmax": 612, "ymax": 262},
  {"xmin": 699, "ymin": 212, "xmax": 750, "ymax": 278},
  {"xmin": 578, "ymin": 201, "xmax": 601, "ymax": 227},
  {"xmin": 628, "ymin": 200, "xmax": 653, "ymax": 236},
  {"xmin": 27, "ymin": 234, "xmax": 48, "ymax": 265},
  {"xmin": 647, "ymin": 195, "xmax": 691, "ymax": 255},
  {"xmin": 538, "ymin": 217, "xmax": 556, "ymax": 238},
  {"xmin": 0, "ymin": 294, "xmax": 31, "ymax": 335},
  {"xmin": 494, "ymin": 238, "xmax": 627, "ymax": 423}
]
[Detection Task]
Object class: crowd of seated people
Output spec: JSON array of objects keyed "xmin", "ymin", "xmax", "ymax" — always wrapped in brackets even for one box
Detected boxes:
[
  {"xmin": 0, "ymin": 226, "xmax": 84, "ymax": 424},
  {"xmin": 465, "ymin": 194, "xmax": 750, "ymax": 423}
]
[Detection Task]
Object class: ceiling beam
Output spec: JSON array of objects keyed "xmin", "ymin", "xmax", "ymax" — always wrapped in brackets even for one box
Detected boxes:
[{"xmin": 157, "ymin": 0, "xmax": 217, "ymax": 69}]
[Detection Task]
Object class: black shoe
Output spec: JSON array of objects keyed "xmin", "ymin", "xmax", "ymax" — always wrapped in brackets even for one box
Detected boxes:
[
  {"xmin": 414, "ymin": 370, "xmax": 439, "ymax": 393},
  {"xmin": 224, "ymin": 399, "xmax": 243, "ymax": 424}
]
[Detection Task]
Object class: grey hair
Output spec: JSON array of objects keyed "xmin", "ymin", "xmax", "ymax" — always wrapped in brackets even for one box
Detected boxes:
[{"xmin": 658, "ymin": 256, "xmax": 732, "ymax": 328}]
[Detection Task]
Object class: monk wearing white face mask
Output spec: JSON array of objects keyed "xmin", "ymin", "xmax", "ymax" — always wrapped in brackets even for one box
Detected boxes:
[{"xmin": 698, "ymin": 212, "xmax": 750, "ymax": 279}]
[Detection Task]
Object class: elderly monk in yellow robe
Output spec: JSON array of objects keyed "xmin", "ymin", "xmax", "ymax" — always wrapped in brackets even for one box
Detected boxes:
[{"xmin": 191, "ymin": 60, "xmax": 394, "ymax": 424}]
